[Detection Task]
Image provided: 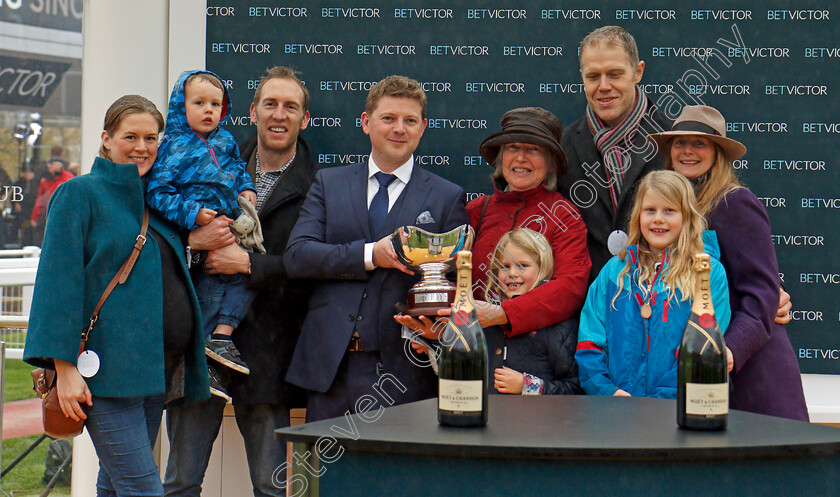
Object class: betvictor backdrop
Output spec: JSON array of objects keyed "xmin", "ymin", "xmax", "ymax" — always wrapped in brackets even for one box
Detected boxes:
[{"xmin": 205, "ymin": 0, "xmax": 839, "ymax": 374}]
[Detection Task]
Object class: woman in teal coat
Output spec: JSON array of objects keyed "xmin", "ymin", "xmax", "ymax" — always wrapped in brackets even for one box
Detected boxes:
[{"xmin": 24, "ymin": 95, "xmax": 210, "ymax": 497}]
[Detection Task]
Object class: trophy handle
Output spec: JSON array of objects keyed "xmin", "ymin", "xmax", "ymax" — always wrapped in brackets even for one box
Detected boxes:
[
  {"xmin": 462, "ymin": 226, "xmax": 475, "ymax": 253},
  {"xmin": 449, "ymin": 225, "xmax": 474, "ymax": 258}
]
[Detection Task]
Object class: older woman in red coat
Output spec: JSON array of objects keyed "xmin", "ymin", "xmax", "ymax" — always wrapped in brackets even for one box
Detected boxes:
[{"xmin": 466, "ymin": 107, "xmax": 591, "ymax": 335}]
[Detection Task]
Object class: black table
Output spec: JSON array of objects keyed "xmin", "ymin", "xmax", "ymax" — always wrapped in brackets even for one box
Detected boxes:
[{"xmin": 276, "ymin": 396, "xmax": 840, "ymax": 496}]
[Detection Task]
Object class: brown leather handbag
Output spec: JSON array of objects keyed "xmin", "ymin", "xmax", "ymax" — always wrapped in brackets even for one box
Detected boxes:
[
  {"xmin": 31, "ymin": 209, "xmax": 149, "ymax": 439},
  {"xmin": 32, "ymin": 368, "xmax": 84, "ymax": 438}
]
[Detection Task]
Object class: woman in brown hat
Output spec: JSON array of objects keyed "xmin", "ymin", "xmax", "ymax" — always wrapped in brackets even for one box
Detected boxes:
[
  {"xmin": 399, "ymin": 108, "xmax": 590, "ymax": 331},
  {"xmin": 462, "ymin": 107, "xmax": 591, "ymax": 334},
  {"xmin": 396, "ymin": 107, "xmax": 590, "ymax": 395},
  {"xmin": 649, "ymin": 105, "xmax": 808, "ymax": 421}
]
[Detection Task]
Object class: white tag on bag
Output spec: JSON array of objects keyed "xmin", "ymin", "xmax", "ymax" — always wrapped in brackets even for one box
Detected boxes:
[{"xmin": 77, "ymin": 350, "xmax": 100, "ymax": 378}]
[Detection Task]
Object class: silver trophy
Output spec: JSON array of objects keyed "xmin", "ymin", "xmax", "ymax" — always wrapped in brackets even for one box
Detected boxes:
[{"xmin": 392, "ymin": 224, "xmax": 474, "ymax": 317}]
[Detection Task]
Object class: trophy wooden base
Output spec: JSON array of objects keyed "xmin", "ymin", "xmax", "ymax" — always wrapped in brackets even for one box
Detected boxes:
[{"xmin": 404, "ymin": 288, "xmax": 456, "ymax": 318}]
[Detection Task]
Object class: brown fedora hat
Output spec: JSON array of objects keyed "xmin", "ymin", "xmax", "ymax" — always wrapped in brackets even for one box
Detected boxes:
[
  {"xmin": 647, "ymin": 105, "xmax": 746, "ymax": 162},
  {"xmin": 479, "ymin": 107, "xmax": 568, "ymax": 177}
]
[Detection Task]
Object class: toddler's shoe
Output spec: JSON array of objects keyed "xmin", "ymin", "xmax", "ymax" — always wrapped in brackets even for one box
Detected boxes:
[
  {"xmin": 205, "ymin": 336, "xmax": 251, "ymax": 374},
  {"xmin": 207, "ymin": 363, "xmax": 232, "ymax": 402}
]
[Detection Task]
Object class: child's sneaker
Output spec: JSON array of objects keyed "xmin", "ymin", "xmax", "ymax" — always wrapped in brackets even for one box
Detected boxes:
[
  {"xmin": 207, "ymin": 364, "xmax": 232, "ymax": 402},
  {"xmin": 205, "ymin": 336, "xmax": 250, "ymax": 374}
]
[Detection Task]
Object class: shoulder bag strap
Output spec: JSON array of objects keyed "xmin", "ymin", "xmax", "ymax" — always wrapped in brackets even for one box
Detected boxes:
[
  {"xmin": 79, "ymin": 208, "xmax": 149, "ymax": 350},
  {"xmin": 474, "ymin": 194, "xmax": 491, "ymax": 237}
]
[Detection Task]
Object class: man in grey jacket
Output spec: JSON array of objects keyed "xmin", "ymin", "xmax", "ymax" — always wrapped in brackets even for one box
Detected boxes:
[{"xmin": 558, "ymin": 25, "xmax": 672, "ymax": 280}]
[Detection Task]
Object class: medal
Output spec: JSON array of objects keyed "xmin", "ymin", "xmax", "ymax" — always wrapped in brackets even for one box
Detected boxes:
[
  {"xmin": 635, "ymin": 254, "xmax": 666, "ymax": 320},
  {"xmin": 77, "ymin": 350, "xmax": 100, "ymax": 378}
]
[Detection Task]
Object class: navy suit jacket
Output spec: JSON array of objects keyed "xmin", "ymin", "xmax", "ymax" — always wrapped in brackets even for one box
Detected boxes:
[{"xmin": 284, "ymin": 162, "xmax": 468, "ymax": 402}]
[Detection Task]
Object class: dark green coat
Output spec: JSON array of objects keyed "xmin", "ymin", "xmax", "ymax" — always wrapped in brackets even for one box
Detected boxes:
[{"xmin": 24, "ymin": 158, "xmax": 209, "ymax": 401}]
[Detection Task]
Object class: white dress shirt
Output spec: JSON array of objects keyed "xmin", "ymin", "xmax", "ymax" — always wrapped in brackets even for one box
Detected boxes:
[{"xmin": 364, "ymin": 156, "xmax": 414, "ymax": 269}]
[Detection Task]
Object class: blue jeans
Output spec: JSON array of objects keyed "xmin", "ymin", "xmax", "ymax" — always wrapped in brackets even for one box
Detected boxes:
[
  {"xmin": 85, "ymin": 394, "xmax": 166, "ymax": 497},
  {"xmin": 194, "ymin": 272, "xmax": 257, "ymax": 333},
  {"xmin": 163, "ymin": 398, "xmax": 290, "ymax": 497}
]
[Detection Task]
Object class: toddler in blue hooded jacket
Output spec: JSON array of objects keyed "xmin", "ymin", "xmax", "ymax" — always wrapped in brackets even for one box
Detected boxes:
[{"xmin": 146, "ymin": 70, "xmax": 257, "ymax": 398}]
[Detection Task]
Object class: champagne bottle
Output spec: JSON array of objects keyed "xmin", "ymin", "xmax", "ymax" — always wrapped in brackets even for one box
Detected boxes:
[
  {"xmin": 438, "ymin": 251, "xmax": 489, "ymax": 427},
  {"xmin": 677, "ymin": 253, "xmax": 728, "ymax": 430}
]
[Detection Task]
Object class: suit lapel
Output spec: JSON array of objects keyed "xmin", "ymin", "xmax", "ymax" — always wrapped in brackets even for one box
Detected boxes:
[
  {"xmin": 245, "ymin": 147, "xmax": 257, "ymax": 179},
  {"xmin": 375, "ymin": 166, "xmax": 431, "ymax": 239}
]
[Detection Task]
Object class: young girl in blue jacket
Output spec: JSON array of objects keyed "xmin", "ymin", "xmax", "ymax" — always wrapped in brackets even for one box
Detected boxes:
[{"xmin": 575, "ymin": 170, "xmax": 731, "ymax": 398}]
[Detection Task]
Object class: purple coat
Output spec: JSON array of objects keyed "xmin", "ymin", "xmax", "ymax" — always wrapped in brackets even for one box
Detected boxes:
[{"xmin": 708, "ymin": 188, "xmax": 808, "ymax": 421}]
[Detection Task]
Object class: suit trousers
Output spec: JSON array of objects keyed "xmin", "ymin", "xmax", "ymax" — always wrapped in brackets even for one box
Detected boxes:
[{"xmin": 305, "ymin": 351, "xmax": 386, "ymax": 423}]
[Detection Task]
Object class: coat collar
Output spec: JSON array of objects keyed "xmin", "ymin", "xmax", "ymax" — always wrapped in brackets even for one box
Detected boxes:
[
  {"xmin": 245, "ymin": 137, "xmax": 319, "ymax": 217},
  {"xmin": 491, "ymin": 182, "xmax": 550, "ymax": 203},
  {"xmin": 623, "ymin": 231, "xmax": 721, "ymax": 273},
  {"xmin": 91, "ymin": 157, "xmax": 144, "ymax": 185},
  {"xmin": 569, "ymin": 97, "xmax": 670, "ymax": 217}
]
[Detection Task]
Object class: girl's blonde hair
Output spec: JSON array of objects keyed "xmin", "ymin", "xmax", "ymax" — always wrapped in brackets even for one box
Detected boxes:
[
  {"xmin": 664, "ymin": 138, "xmax": 742, "ymax": 216},
  {"xmin": 487, "ymin": 228, "xmax": 554, "ymax": 302},
  {"xmin": 613, "ymin": 170, "xmax": 706, "ymax": 308}
]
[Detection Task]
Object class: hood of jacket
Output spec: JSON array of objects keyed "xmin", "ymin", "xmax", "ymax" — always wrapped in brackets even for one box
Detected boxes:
[{"xmin": 164, "ymin": 69, "xmax": 233, "ymax": 138}]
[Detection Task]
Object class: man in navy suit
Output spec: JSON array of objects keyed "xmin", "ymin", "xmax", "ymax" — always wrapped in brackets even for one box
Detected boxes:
[{"xmin": 285, "ymin": 75, "xmax": 468, "ymax": 422}]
